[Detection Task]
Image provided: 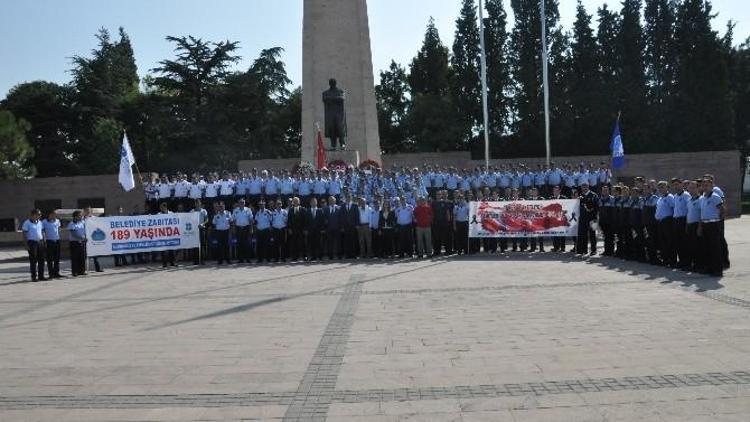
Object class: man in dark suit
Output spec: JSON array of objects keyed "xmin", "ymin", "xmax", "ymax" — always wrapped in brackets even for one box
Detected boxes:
[
  {"xmin": 306, "ymin": 197, "xmax": 325, "ymax": 261},
  {"xmin": 340, "ymin": 194, "xmax": 360, "ymax": 258},
  {"xmin": 324, "ymin": 196, "xmax": 342, "ymax": 260},
  {"xmin": 287, "ymin": 197, "xmax": 308, "ymax": 261}
]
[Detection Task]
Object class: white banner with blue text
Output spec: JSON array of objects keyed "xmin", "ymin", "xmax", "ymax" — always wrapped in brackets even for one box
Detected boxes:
[{"xmin": 84, "ymin": 213, "xmax": 201, "ymax": 256}]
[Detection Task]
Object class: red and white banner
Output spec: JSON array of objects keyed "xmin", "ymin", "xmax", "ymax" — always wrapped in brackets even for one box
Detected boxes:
[{"xmin": 468, "ymin": 200, "xmax": 580, "ymax": 238}]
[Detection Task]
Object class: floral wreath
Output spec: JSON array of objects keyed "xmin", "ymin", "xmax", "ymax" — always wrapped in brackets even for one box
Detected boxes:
[
  {"xmin": 292, "ymin": 161, "xmax": 314, "ymax": 175},
  {"xmin": 328, "ymin": 160, "xmax": 348, "ymax": 171},
  {"xmin": 358, "ymin": 159, "xmax": 382, "ymax": 170}
]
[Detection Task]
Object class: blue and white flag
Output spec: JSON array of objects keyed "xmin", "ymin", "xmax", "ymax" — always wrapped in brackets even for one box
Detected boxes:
[
  {"xmin": 118, "ymin": 132, "xmax": 136, "ymax": 192},
  {"xmin": 610, "ymin": 118, "xmax": 625, "ymax": 170}
]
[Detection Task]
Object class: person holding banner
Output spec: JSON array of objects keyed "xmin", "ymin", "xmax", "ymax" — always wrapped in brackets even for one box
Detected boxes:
[
  {"xmin": 158, "ymin": 203, "xmax": 176, "ymax": 268},
  {"xmin": 68, "ymin": 210, "xmax": 87, "ymax": 277},
  {"xmin": 192, "ymin": 200, "xmax": 209, "ymax": 265}
]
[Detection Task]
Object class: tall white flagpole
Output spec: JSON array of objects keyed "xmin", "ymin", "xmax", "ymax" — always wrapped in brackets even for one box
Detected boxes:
[
  {"xmin": 540, "ymin": 0, "xmax": 551, "ymax": 166},
  {"xmin": 478, "ymin": 0, "xmax": 491, "ymax": 171}
]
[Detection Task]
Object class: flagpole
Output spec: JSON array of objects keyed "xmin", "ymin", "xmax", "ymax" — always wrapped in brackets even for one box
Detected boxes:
[
  {"xmin": 540, "ymin": 0, "xmax": 551, "ymax": 166},
  {"xmin": 478, "ymin": 0, "xmax": 490, "ymax": 171}
]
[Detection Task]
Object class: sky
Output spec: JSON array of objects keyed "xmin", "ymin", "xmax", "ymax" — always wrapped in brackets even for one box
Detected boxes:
[{"xmin": 1, "ymin": 0, "xmax": 748, "ymax": 98}]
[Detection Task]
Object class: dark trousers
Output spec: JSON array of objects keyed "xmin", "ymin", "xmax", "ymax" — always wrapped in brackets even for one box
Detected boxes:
[
  {"xmin": 380, "ymin": 228, "xmax": 395, "ymax": 257},
  {"xmin": 499, "ymin": 237, "xmax": 508, "ymax": 252},
  {"xmin": 631, "ymin": 225, "xmax": 645, "ymax": 261},
  {"xmin": 192, "ymin": 228, "xmax": 207, "ymax": 264},
  {"xmin": 27, "ymin": 240, "xmax": 45, "ymax": 280},
  {"xmin": 70, "ymin": 241, "xmax": 85, "ymax": 276},
  {"xmin": 397, "ymin": 225, "xmax": 413, "ymax": 257},
  {"xmin": 326, "ymin": 229, "xmax": 341, "ymax": 259},
  {"xmin": 236, "ymin": 226, "xmax": 251, "ymax": 262},
  {"xmin": 657, "ymin": 218, "xmax": 675, "ymax": 266},
  {"xmin": 161, "ymin": 250, "xmax": 175, "ymax": 267},
  {"xmin": 289, "ymin": 229, "xmax": 306, "ymax": 260},
  {"xmin": 308, "ymin": 230, "xmax": 322, "ymax": 260},
  {"xmin": 692, "ymin": 223, "xmax": 703, "ymax": 270},
  {"xmin": 433, "ymin": 223, "xmax": 452, "ymax": 254},
  {"xmin": 619, "ymin": 224, "xmax": 632, "ymax": 259},
  {"xmin": 454, "ymin": 222, "xmax": 468, "ymax": 254},
  {"xmin": 645, "ymin": 223, "xmax": 659, "ymax": 264},
  {"xmin": 719, "ymin": 220, "xmax": 729, "ymax": 269},
  {"xmin": 530, "ymin": 237, "xmax": 545, "ymax": 251},
  {"xmin": 344, "ymin": 226, "xmax": 358, "ymax": 258},
  {"xmin": 256, "ymin": 229, "xmax": 271, "ymax": 262},
  {"xmin": 601, "ymin": 223, "xmax": 614, "ymax": 255},
  {"xmin": 702, "ymin": 222, "xmax": 723, "ymax": 275},
  {"xmin": 272, "ymin": 228, "xmax": 287, "ymax": 261},
  {"xmin": 553, "ymin": 236, "xmax": 565, "ymax": 251},
  {"xmin": 371, "ymin": 229, "xmax": 381, "ymax": 258},
  {"xmin": 576, "ymin": 219, "xmax": 597, "ymax": 254},
  {"xmin": 673, "ymin": 217, "xmax": 688, "ymax": 267},
  {"xmin": 215, "ymin": 230, "xmax": 231, "ymax": 264},
  {"xmin": 45, "ymin": 240, "xmax": 61, "ymax": 276}
]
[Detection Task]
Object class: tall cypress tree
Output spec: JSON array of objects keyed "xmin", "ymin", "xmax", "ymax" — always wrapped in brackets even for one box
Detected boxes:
[
  {"xmin": 409, "ymin": 18, "xmax": 451, "ymax": 96},
  {"xmin": 451, "ymin": 0, "xmax": 482, "ymax": 139},
  {"xmin": 569, "ymin": 1, "xmax": 606, "ymax": 155},
  {"xmin": 407, "ymin": 19, "xmax": 466, "ymax": 151},
  {"xmin": 596, "ymin": 5, "xmax": 621, "ymax": 137},
  {"xmin": 484, "ymin": 0, "xmax": 512, "ymax": 141},
  {"xmin": 644, "ymin": 0, "xmax": 677, "ymax": 148},
  {"xmin": 616, "ymin": 0, "xmax": 649, "ymax": 152},
  {"xmin": 509, "ymin": 0, "xmax": 562, "ymax": 156},
  {"xmin": 674, "ymin": 0, "xmax": 734, "ymax": 150}
]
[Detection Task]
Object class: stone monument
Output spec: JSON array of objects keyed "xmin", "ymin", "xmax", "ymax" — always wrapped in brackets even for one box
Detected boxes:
[{"xmin": 302, "ymin": 0, "xmax": 381, "ymax": 165}]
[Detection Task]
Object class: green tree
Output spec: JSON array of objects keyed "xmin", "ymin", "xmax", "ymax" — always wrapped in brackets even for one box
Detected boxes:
[
  {"xmin": 483, "ymin": 0, "xmax": 512, "ymax": 142},
  {"xmin": 673, "ymin": 0, "xmax": 734, "ymax": 150},
  {"xmin": 568, "ymin": 1, "xmax": 606, "ymax": 155},
  {"xmin": 2, "ymin": 81, "xmax": 76, "ymax": 176},
  {"xmin": 407, "ymin": 19, "xmax": 465, "ymax": 151},
  {"xmin": 509, "ymin": 0, "xmax": 563, "ymax": 156},
  {"xmin": 0, "ymin": 110, "xmax": 34, "ymax": 179},
  {"xmin": 70, "ymin": 27, "xmax": 139, "ymax": 174},
  {"xmin": 71, "ymin": 27, "xmax": 139, "ymax": 116},
  {"xmin": 151, "ymin": 35, "xmax": 240, "ymax": 120},
  {"xmin": 409, "ymin": 18, "xmax": 451, "ymax": 96},
  {"xmin": 376, "ymin": 61, "xmax": 412, "ymax": 153},
  {"xmin": 644, "ymin": 0, "xmax": 677, "ymax": 146},
  {"xmin": 616, "ymin": 0, "xmax": 649, "ymax": 152},
  {"xmin": 727, "ymin": 37, "xmax": 750, "ymax": 154},
  {"xmin": 451, "ymin": 0, "xmax": 482, "ymax": 138}
]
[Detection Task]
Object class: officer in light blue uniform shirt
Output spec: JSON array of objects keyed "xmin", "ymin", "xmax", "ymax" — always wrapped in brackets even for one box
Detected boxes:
[
  {"xmin": 254, "ymin": 201, "xmax": 273, "ymax": 263},
  {"xmin": 232, "ymin": 199, "xmax": 254, "ymax": 263},
  {"xmin": 655, "ymin": 181, "xmax": 676, "ymax": 266},
  {"xmin": 700, "ymin": 178, "xmax": 725, "ymax": 276},
  {"xmin": 453, "ymin": 198, "xmax": 470, "ymax": 255},
  {"xmin": 22, "ymin": 209, "xmax": 46, "ymax": 281},
  {"xmin": 212, "ymin": 202, "xmax": 233, "ymax": 265},
  {"xmin": 42, "ymin": 210, "xmax": 62, "ymax": 278}
]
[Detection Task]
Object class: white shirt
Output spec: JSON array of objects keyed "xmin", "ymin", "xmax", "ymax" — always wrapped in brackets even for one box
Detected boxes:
[{"xmin": 218, "ymin": 179, "xmax": 235, "ymax": 196}]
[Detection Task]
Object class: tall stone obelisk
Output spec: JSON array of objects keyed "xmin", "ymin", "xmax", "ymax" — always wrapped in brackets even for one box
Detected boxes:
[{"xmin": 302, "ymin": 0, "xmax": 381, "ymax": 165}]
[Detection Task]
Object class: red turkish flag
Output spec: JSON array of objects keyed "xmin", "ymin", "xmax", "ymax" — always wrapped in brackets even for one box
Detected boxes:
[{"xmin": 316, "ymin": 128, "xmax": 327, "ymax": 170}]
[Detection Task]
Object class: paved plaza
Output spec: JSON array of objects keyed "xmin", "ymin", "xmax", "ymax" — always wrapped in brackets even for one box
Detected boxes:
[{"xmin": 1, "ymin": 218, "xmax": 749, "ymax": 421}]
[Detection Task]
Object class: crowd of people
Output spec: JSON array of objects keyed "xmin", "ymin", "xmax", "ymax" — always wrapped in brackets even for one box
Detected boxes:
[{"xmin": 19, "ymin": 161, "xmax": 730, "ymax": 282}]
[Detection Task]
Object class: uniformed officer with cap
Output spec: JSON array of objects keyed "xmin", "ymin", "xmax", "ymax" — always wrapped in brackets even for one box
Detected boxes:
[{"xmin": 655, "ymin": 181, "xmax": 676, "ymax": 267}]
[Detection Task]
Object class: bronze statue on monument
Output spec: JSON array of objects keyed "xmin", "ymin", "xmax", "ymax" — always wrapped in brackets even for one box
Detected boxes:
[{"xmin": 322, "ymin": 78, "xmax": 347, "ymax": 150}]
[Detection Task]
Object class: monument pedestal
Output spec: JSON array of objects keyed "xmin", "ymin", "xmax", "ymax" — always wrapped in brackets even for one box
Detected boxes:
[
  {"xmin": 324, "ymin": 149, "xmax": 360, "ymax": 167},
  {"xmin": 302, "ymin": 0, "xmax": 381, "ymax": 165}
]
